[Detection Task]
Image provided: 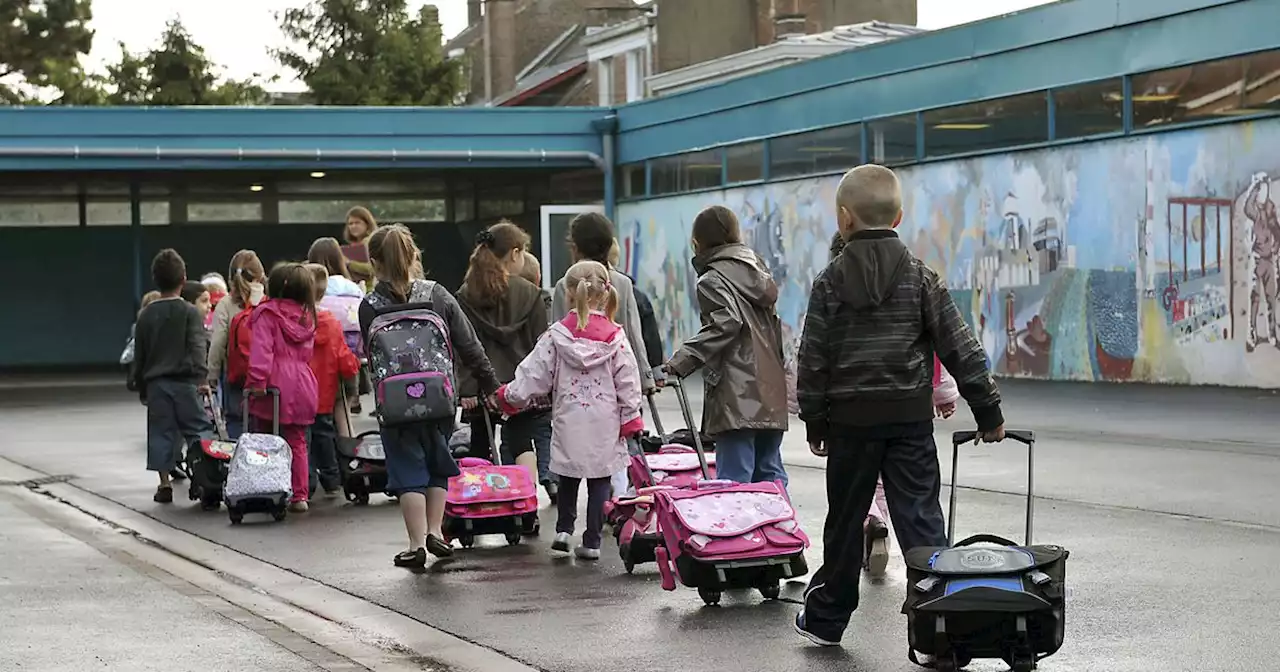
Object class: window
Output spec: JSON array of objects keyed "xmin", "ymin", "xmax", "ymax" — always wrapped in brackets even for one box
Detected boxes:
[
  {"xmin": 0, "ymin": 200, "xmax": 78, "ymax": 227},
  {"xmin": 85, "ymin": 201, "xmax": 171, "ymax": 226},
  {"xmin": 276, "ymin": 176, "xmax": 446, "ymax": 196},
  {"xmin": 769, "ymin": 125, "xmax": 860, "ymax": 179},
  {"xmin": 278, "ymin": 200, "xmax": 356, "ymax": 224},
  {"xmin": 452, "ymin": 184, "xmax": 475, "ymax": 222},
  {"xmin": 650, "ymin": 151, "xmax": 722, "ymax": 195},
  {"xmin": 1052, "ymin": 79, "xmax": 1124, "ymax": 139},
  {"xmin": 477, "ymin": 185, "xmax": 524, "ymax": 219},
  {"xmin": 923, "ymin": 92, "xmax": 1048, "ymax": 158},
  {"xmin": 725, "ymin": 142, "xmax": 765, "ymax": 183},
  {"xmin": 866, "ymin": 115, "xmax": 917, "ymax": 166},
  {"xmin": 617, "ymin": 163, "xmax": 646, "ymax": 198},
  {"xmin": 1131, "ymin": 50, "xmax": 1280, "ymax": 129},
  {"xmin": 187, "ymin": 202, "xmax": 265, "ymax": 224}
]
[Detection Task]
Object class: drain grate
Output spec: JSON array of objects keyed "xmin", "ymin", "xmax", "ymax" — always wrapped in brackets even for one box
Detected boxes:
[{"xmin": 0, "ymin": 474, "xmax": 75, "ymax": 487}]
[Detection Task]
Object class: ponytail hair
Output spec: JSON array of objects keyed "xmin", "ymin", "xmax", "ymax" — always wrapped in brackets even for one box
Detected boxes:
[
  {"xmin": 463, "ymin": 220, "xmax": 531, "ymax": 304},
  {"xmin": 267, "ymin": 262, "xmax": 318, "ymax": 328},
  {"xmin": 227, "ymin": 249, "xmax": 265, "ymax": 308},
  {"xmin": 564, "ymin": 260, "xmax": 617, "ymax": 330},
  {"xmin": 367, "ymin": 224, "xmax": 419, "ymax": 303}
]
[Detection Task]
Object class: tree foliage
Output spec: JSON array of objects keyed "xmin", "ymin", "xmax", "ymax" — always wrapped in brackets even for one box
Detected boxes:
[
  {"xmin": 99, "ymin": 20, "xmax": 268, "ymax": 105},
  {"xmin": 276, "ymin": 0, "xmax": 461, "ymax": 106},
  {"xmin": 0, "ymin": 0, "xmax": 94, "ymax": 103}
]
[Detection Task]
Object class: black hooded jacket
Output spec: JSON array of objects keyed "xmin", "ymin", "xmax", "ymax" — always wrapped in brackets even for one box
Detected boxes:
[{"xmin": 795, "ymin": 229, "xmax": 1002, "ymax": 440}]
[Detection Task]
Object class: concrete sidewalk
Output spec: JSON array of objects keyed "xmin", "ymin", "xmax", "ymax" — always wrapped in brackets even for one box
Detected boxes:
[{"xmin": 0, "ymin": 492, "xmax": 328, "ymax": 672}]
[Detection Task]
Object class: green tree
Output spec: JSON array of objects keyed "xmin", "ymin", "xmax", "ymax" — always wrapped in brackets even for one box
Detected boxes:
[
  {"xmin": 0, "ymin": 0, "xmax": 94, "ymax": 103},
  {"xmin": 101, "ymin": 20, "xmax": 268, "ymax": 105},
  {"xmin": 276, "ymin": 0, "xmax": 460, "ymax": 106}
]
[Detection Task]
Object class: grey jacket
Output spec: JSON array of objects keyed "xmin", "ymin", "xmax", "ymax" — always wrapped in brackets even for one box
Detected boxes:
[
  {"xmin": 667, "ymin": 243, "xmax": 789, "ymax": 436},
  {"xmin": 552, "ymin": 269, "xmax": 655, "ymax": 392}
]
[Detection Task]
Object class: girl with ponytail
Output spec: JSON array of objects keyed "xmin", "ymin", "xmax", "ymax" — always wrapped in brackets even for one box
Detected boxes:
[
  {"xmin": 456, "ymin": 222, "xmax": 554, "ymax": 507},
  {"xmin": 208, "ymin": 250, "xmax": 266, "ymax": 438},
  {"xmin": 495, "ymin": 260, "xmax": 643, "ymax": 561},
  {"xmin": 359, "ymin": 224, "xmax": 501, "ymax": 568}
]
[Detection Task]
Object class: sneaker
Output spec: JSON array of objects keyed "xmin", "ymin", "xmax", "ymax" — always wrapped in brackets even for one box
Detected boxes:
[
  {"xmin": 551, "ymin": 532, "xmax": 571, "ymax": 553},
  {"xmin": 574, "ymin": 545, "xmax": 601, "ymax": 561},
  {"xmin": 153, "ymin": 485, "xmax": 173, "ymax": 504},
  {"xmin": 288, "ymin": 501, "xmax": 309, "ymax": 513},
  {"xmin": 864, "ymin": 518, "xmax": 890, "ymax": 577},
  {"xmin": 794, "ymin": 611, "xmax": 840, "ymax": 647}
]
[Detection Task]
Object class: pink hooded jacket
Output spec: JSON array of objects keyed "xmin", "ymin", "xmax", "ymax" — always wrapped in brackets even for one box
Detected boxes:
[
  {"xmin": 246, "ymin": 299, "xmax": 319, "ymax": 426},
  {"xmin": 933, "ymin": 356, "xmax": 959, "ymax": 406},
  {"xmin": 498, "ymin": 312, "xmax": 643, "ymax": 479}
]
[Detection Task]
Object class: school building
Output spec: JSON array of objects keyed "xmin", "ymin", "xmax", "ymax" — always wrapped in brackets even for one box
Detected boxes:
[{"xmin": 2, "ymin": 0, "xmax": 1278, "ymax": 388}]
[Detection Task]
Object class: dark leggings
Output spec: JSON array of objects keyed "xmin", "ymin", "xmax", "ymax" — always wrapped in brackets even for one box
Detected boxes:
[{"xmin": 556, "ymin": 475, "xmax": 612, "ymax": 549}]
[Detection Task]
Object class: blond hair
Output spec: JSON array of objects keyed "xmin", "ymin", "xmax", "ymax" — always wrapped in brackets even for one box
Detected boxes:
[
  {"xmin": 608, "ymin": 238, "xmax": 621, "ymax": 267},
  {"xmin": 836, "ymin": 164, "xmax": 903, "ymax": 229},
  {"xmin": 304, "ymin": 263, "xmax": 329, "ymax": 303},
  {"xmin": 519, "ymin": 251, "xmax": 541, "ymax": 286},
  {"xmin": 564, "ymin": 260, "xmax": 618, "ymax": 330},
  {"xmin": 226, "ymin": 249, "xmax": 265, "ymax": 308}
]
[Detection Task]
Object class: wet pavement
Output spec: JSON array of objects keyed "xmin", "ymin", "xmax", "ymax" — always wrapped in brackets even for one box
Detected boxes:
[{"xmin": 2, "ymin": 378, "xmax": 1278, "ymax": 672}]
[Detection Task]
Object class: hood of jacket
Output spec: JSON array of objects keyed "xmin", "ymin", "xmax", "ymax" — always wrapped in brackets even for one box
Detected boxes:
[
  {"xmin": 256, "ymin": 299, "xmax": 316, "ymax": 345},
  {"xmin": 693, "ymin": 243, "xmax": 779, "ymax": 310},
  {"xmin": 549, "ymin": 317, "xmax": 624, "ymax": 370},
  {"xmin": 834, "ymin": 229, "xmax": 912, "ymax": 309},
  {"xmin": 326, "ymin": 276, "xmax": 364, "ymax": 298},
  {"xmin": 458, "ymin": 276, "xmax": 542, "ymax": 345}
]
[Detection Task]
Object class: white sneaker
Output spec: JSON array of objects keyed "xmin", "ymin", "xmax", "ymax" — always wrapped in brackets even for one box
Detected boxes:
[
  {"xmin": 551, "ymin": 532, "xmax": 571, "ymax": 553},
  {"xmin": 574, "ymin": 545, "xmax": 601, "ymax": 561}
]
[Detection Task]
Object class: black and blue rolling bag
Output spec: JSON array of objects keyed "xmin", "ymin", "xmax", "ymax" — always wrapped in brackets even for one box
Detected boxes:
[{"xmin": 902, "ymin": 430, "xmax": 1068, "ymax": 672}]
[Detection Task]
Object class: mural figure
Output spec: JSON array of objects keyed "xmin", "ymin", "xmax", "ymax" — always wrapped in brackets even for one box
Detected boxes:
[{"xmin": 1244, "ymin": 172, "xmax": 1280, "ymax": 352}]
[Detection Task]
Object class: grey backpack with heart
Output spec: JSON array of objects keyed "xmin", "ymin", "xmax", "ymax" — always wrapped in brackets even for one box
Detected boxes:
[{"xmin": 365, "ymin": 280, "xmax": 458, "ymax": 426}]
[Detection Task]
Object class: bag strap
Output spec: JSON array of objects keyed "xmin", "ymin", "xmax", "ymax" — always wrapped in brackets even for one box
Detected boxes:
[{"xmin": 953, "ymin": 533, "xmax": 1020, "ymax": 547}]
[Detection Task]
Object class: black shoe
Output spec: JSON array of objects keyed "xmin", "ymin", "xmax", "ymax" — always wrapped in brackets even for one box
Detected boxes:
[
  {"xmin": 153, "ymin": 486, "xmax": 174, "ymax": 504},
  {"xmin": 394, "ymin": 547, "xmax": 428, "ymax": 568},
  {"xmin": 425, "ymin": 534, "xmax": 454, "ymax": 558},
  {"xmin": 170, "ymin": 464, "xmax": 188, "ymax": 481}
]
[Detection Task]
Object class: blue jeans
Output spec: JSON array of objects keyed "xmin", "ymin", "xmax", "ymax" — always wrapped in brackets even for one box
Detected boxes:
[{"xmin": 713, "ymin": 429, "xmax": 787, "ymax": 489}]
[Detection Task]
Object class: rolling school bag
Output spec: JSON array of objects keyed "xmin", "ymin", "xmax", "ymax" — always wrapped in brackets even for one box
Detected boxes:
[
  {"xmin": 443, "ymin": 408, "xmax": 539, "ymax": 548},
  {"xmin": 188, "ymin": 390, "xmax": 235, "ymax": 511},
  {"xmin": 902, "ymin": 430, "xmax": 1068, "ymax": 672},
  {"xmin": 649, "ymin": 379, "xmax": 809, "ymax": 606},
  {"xmin": 223, "ymin": 389, "xmax": 292, "ymax": 524}
]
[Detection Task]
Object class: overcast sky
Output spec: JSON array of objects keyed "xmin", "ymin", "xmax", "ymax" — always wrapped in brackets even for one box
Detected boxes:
[{"xmin": 86, "ymin": 0, "xmax": 1057, "ymax": 90}]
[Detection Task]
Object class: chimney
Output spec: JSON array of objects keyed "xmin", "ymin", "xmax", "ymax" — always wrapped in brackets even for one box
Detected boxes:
[
  {"xmin": 774, "ymin": 12, "xmax": 807, "ymax": 40},
  {"xmin": 468, "ymin": 0, "xmax": 482, "ymax": 26},
  {"xmin": 484, "ymin": 0, "xmax": 518, "ymax": 102}
]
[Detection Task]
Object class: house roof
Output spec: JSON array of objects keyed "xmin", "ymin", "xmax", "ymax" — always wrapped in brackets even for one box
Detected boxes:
[{"xmin": 494, "ymin": 24, "xmax": 589, "ymax": 107}]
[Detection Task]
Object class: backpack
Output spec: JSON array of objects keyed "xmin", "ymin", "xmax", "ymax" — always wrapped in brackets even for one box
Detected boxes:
[
  {"xmin": 226, "ymin": 305, "xmax": 256, "ymax": 386},
  {"xmin": 365, "ymin": 280, "xmax": 457, "ymax": 426},
  {"xmin": 318, "ymin": 293, "xmax": 363, "ymax": 357}
]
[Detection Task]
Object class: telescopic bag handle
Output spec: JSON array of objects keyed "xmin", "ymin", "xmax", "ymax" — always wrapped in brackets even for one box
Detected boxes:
[
  {"xmin": 947, "ymin": 429, "xmax": 1036, "ymax": 546},
  {"xmin": 646, "ymin": 392, "xmax": 667, "ymax": 438},
  {"xmin": 480, "ymin": 406, "xmax": 501, "ymax": 466},
  {"xmin": 668, "ymin": 378, "xmax": 711, "ymax": 481},
  {"xmin": 242, "ymin": 388, "xmax": 281, "ymax": 436}
]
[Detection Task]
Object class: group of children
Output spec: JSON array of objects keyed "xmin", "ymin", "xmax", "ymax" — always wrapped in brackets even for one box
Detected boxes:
[{"xmin": 125, "ymin": 164, "xmax": 1006, "ymax": 649}]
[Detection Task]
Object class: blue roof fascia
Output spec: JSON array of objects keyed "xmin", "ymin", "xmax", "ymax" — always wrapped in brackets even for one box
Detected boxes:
[{"xmin": 615, "ymin": 0, "xmax": 1262, "ymax": 162}]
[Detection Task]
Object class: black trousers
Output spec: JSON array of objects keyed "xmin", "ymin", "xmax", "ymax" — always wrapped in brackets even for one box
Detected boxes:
[{"xmin": 802, "ymin": 422, "xmax": 948, "ymax": 642}]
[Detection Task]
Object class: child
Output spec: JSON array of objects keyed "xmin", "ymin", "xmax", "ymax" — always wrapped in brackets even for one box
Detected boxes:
[
  {"xmin": 201, "ymin": 273, "xmax": 228, "ymax": 330},
  {"xmin": 825, "ymin": 231, "xmax": 960, "ymax": 577},
  {"xmin": 519, "ymin": 251, "xmax": 552, "ymax": 317},
  {"xmin": 246, "ymin": 263, "xmax": 320, "ymax": 514},
  {"xmin": 305, "ymin": 263, "xmax": 360, "ymax": 498},
  {"xmin": 129, "ymin": 250, "xmax": 214, "ymax": 504},
  {"xmin": 359, "ymin": 224, "xmax": 501, "ymax": 568},
  {"xmin": 182, "ymin": 281, "xmax": 213, "ymax": 324},
  {"xmin": 497, "ymin": 260, "xmax": 644, "ymax": 561},
  {"xmin": 516, "ymin": 250, "xmax": 556, "ymax": 500},
  {"xmin": 121, "ymin": 290, "xmax": 162, "ymax": 367},
  {"xmin": 664, "ymin": 205, "xmax": 790, "ymax": 489},
  {"xmin": 308, "ymin": 236, "xmax": 366, "ymax": 426},
  {"xmin": 794, "ymin": 165, "xmax": 1004, "ymax": 648},
  {"xmin": 208, "ymin": 250, "xmax": 266, "ymax": 438}
]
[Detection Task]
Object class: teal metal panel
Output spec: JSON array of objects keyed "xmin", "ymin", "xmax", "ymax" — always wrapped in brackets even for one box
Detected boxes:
[
  {"xmin": 616, "ymin": 0, "xmax": 1268, "ymax": 161},
  {"xmin": 0, "ymin": 106, "xmax": 608, "ymax": 171}
]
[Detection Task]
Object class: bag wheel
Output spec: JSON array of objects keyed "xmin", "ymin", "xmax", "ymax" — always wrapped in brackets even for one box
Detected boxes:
[
  {"xmin": 228, "ymin": 506, "xmax": 244, "ymax": 525},
  {"xmin": 698, "ymin": 587, "xmax": 721, "ymax": 606},
  {"xmin": 460, "ymin": 535, "xmax": 476, "ymax": 549},
  {"xmin": 1010, "ymin": 652, "xmax": 1035, "ymax": 672},
  {"xmin": 619, "ymin": 543, "xmax": 635, "ymax": 574},
  {"xmin": 272, "ymin": 508, "xmax": 287, "ymax": 522},
  {"xmin": 758, "ymin": 582, "xmax": 780, "ymax": 600},
  {"xmin": 353, "ymin": 492, "xmax": 370, "ymax": 506},
  {"xmin": 504, "ymin": 532, "xmax": 522, "ymax": 546}
]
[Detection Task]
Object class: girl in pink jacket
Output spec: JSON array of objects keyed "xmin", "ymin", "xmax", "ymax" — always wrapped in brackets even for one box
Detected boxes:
[
  {"xmin": 497, "ymin": 260, "xmax": 644, "ymax": 561},
  {"xmin": 247, "ymin": 263, "xmax": 319, "ymax": 513}
]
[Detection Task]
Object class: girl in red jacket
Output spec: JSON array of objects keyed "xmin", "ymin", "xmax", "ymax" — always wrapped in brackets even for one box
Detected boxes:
[{"xmin": 306, "ymin": 264, "xmax": 360, "ymax": 497}]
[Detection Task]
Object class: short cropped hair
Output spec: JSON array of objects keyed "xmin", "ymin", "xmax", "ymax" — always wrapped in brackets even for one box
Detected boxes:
[
  {"xmin": 836, "ymin": 165, "xmax": 902, "ymax": 229},
  {"xmin": 151, "ymin": 249, "xmax": 187, "ymax": 293}
]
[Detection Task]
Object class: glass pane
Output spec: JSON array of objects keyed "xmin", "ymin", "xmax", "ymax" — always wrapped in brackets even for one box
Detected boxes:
[
  {"xmin": 452, "ymin": 186, "xmax": 475, "ymax": 222},
  {"xmin": 276, "ymin": 176, "xmax": 446, "ymax": 196},
  {"xmin": 651, "ymin": 156, "xmax": 681, "ymax": 195},
  {"xmin": 1052, "ymin": 79, "xmax": 1124, "ymax": 139},
  {"xmin": 278, "ymin": 200, "xmax": 355, "ymax": 224},
  {"xmin": 923, "ymin": 92, "xmax": 1048, "ymax": 158},
  {"xmin": 617, "ymin": 163, "xmax": 646, "ymax": 198},
  {"xmin": 1132, "ymin": 49, "xmax": 1280, "ymax": 129},
  {"xmin": 726, "ymin": 142, "xmax": 765, "ymax": 183},
  {"xmin": 85, "ymin": 201, "xmax": 171, "ymax": 226},
  {"xmin": 546, "ymin": 212, "xmax": 578, "ymax": 287},
  {"xmin": 769, "ymin": 125, "xmax": 860, "ymax": 178},
  {"xmin": 187, "ymin": 202, "xmax": 265, "ymax": 223},
  {"xmin": 0, "ymin": 200, "xmax": 79, "ymax": 226},
  {"xmin": 369, "ymin": 199, "xmax": 448, "ymax": 222},
  {"xmin": 867, "ymin": 115, "xmax": 917, "ymax": 166},
  {"xmin": 682, "ymin": 149, "xmax": 722, "ymax": 191},
  {"xmin": 478, "ymin": 186, "xmax": 524, "ymax": 219}
]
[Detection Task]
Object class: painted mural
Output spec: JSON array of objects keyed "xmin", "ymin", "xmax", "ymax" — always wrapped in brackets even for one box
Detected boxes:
[{"xmin": 619, "ymin": 118, "xmax": 1280, "ymax": 388}]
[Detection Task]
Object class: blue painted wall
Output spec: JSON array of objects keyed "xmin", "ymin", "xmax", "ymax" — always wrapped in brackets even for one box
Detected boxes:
[
  {"xmin": 615, "ymin": 0, "xmax": 1265, "ymax": 161},
  {"xmin": 619, "ymin": 117, "xmax": 1280, "ymax": 388}
]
